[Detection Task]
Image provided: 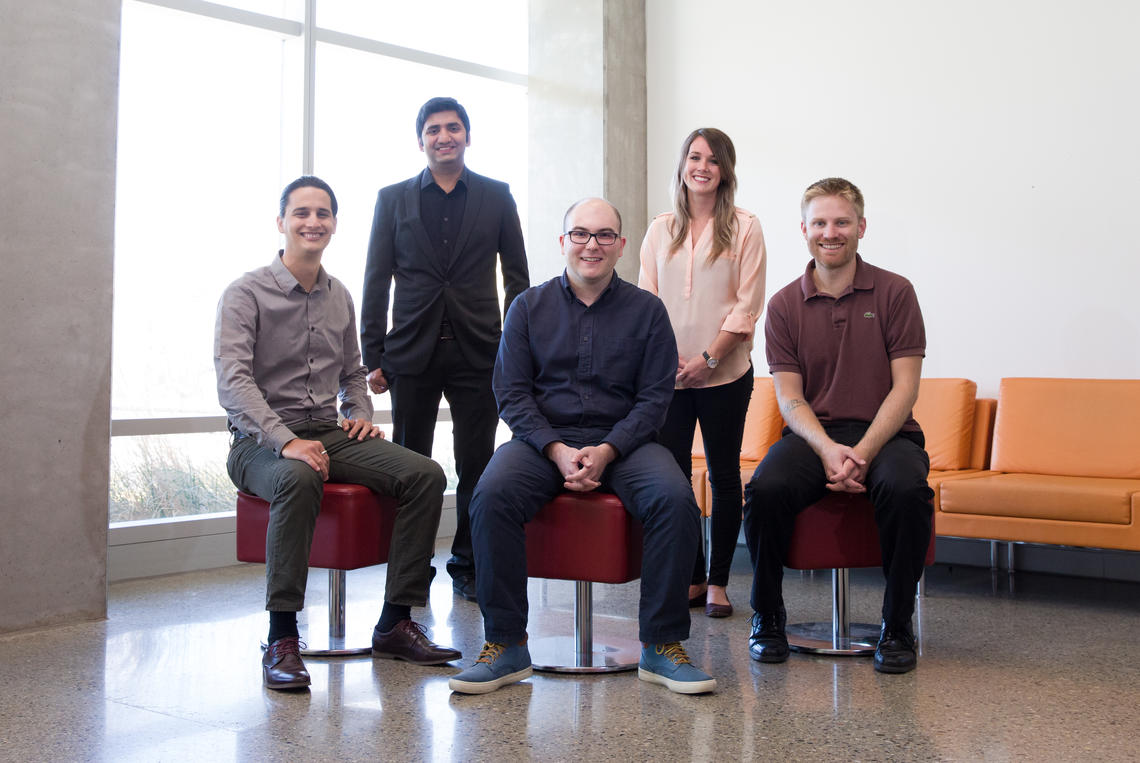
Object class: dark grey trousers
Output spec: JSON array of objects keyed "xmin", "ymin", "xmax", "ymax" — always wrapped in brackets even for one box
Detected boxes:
[{"xmin": 227, "ymin": 422, "xmax": 446, "ymax": 612}]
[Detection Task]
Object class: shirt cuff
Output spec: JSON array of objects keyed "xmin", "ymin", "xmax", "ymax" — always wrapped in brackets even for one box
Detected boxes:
[
  {"xmin": 720, "ymin": 311, "xmax": 757, "ymax": 336},
  {"xmin": 266, "ymin": 424, "xmax": 299, "ymax": 456},
  {"xmin": 525, "ymin": 428, "xmax": 562, "ymax": 456}
]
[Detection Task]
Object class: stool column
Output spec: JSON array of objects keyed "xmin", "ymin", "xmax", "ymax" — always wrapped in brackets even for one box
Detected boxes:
[{"xmin": 329, "ymin": 569, "xmax": 347, "ymax": 639}]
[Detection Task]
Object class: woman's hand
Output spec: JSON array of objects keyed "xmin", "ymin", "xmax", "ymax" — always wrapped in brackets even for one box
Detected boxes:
[{"xmin": 676, "ymin": 355, "xmax": 715, "ymax": 388}]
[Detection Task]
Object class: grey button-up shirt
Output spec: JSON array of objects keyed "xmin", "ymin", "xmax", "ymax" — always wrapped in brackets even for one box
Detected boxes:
[{"xmin": 214, "ymin": 252, "xmax": 373, "ymax": 455}]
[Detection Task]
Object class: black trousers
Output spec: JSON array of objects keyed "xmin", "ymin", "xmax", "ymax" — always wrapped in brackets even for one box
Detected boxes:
[
  {"xmin": 742, "ymin": 422, "xmax": 934, "ymax": 625},
  {"xmin": 389, "ymin": 339, "xmax": 498, "ymax": 579},
  {"xmin": 658, "ymin": 369, "xmax": 754, "ymax": 587}
]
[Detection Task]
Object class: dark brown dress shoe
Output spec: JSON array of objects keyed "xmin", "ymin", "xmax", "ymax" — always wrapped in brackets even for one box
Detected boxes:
[
  {"xmin": 263, "ymin": 636, "xmax": 311, "ymax": 690},
  {"xmin": 372, "ymin": 620, "xmax": 462, "ymax": 665}
]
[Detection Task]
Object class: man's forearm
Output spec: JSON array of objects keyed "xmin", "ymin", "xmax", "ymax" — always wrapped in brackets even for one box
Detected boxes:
[
  {"xmin": 854, "ymin": 386, "xmax": 917, "ymax": 463},
  {"xmin": 779, "ymin": 395, "xmax": 834, "ymax": 457}
]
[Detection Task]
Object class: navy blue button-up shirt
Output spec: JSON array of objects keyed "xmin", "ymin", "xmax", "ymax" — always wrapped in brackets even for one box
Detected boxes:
[{"xmin": 493, "ymin": 271, "xmax": 678, "ymax": 456}]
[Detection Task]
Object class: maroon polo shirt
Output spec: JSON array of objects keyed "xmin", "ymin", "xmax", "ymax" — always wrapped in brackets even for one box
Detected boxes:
[{"xmin": 765, "ymin": 254, "xmax": 925, "ymax": 432}]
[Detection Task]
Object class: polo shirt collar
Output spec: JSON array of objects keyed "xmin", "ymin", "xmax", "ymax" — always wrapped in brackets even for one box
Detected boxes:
[{"xmin": 799, "ymin": 254, "xmax": 872, "ymax": 300}]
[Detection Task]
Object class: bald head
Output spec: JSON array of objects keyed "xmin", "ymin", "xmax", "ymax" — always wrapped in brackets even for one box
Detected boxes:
[{"xmin": 563, "ymin": 197, "xmax": 622, "ymax": 235}]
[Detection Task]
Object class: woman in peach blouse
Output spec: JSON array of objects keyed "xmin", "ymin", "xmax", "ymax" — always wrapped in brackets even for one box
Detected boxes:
[{"xmin": 639, "ymin": 128, "xmax": 767, "ymax": 618}]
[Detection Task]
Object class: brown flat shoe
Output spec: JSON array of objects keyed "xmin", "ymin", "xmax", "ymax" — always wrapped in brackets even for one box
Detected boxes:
[
  {"xmin": 372, "ymin": 620, "xmax": 462, "ymax": 665},
  {"xmin": 705, "ymin": 601, "xmax": 733, "ymax": 618},
  {"xmin": 263, "ymin": 636, "xmax": 311, "ymax": 690}
]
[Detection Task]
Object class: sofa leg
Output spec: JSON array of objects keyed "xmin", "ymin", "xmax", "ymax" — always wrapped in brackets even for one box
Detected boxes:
[
  {"xmin": 1007, "ymin": 541, "xmax": 1016, "ymax": 574},
  {"xmin": 989, "ymin": 540, "xmax": 999, "ymax": 570}
]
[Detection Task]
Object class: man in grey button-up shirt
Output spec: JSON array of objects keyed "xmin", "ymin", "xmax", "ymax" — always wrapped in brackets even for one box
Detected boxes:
[{"xmin": 215, "ymin": 176, "xmax": 460, "ymax": 691}]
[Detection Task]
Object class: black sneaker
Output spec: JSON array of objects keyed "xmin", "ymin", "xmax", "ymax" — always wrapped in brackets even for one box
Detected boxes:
[
  {"xmin": 873, "ymin": 620, "xmax": 917, "ymax": 674},
  {"xmin": 748, "ymin": 607, "xmax": 789, "ymax": 663}
]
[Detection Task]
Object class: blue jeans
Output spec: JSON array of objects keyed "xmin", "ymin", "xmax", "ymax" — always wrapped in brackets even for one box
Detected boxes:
[
  {"xmin": 742, "ymin": 422, "xmax": 933, "ymax": 625},
  {"xmin": 470, "ymin": 435, "xmax": 701, "ymax": 644}
]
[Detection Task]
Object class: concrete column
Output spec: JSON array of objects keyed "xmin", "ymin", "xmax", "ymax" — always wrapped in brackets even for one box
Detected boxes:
[
  {"xmin": 0, "ymin": 0, "xmax": 120, "ymax": 632},
  {"xmin": 528, "ymin": 0, "xmax": 646, "ymax": 283}
]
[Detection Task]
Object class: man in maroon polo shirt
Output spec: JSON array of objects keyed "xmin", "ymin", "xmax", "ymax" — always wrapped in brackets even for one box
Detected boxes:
[{"xmin": 744, "ymin": 177, "xmax": 934, "ymax": 674}]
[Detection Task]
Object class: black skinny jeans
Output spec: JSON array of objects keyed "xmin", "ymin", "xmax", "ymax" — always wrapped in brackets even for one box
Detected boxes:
[{"xmin": 659, "ymin": 369, "xmax": 754, "ymax": 587}]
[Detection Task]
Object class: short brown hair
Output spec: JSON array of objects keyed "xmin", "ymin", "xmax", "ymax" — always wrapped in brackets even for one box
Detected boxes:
[{"xmin": 801, "ymin": 177, "xmax": 864, "ymax": 220}]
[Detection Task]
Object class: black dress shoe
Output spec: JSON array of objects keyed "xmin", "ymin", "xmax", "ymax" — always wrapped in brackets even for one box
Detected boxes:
[
  {"xmin": 452, "ymin": 575, "xmax": 478, "ymax": 602},
  {"xmin": 688, "ymin": 588, "xmax": 707, "ymax": 608},
  {"xmin": 748, "ymin": 608, "xmax": 789, "ymax": 663},
  {"xmin": 874, "ymin": 620, "xmax": 917, "ymax": 674},
  {"xmin": 372, "ymin": 620, "xmax": 462, "ymax": 665},
  {"xmin": 263, "ymin": 636, "xmax": 311, "ymax": 690}
]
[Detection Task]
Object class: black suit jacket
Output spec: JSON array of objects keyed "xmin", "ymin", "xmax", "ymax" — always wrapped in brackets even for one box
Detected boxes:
[{"xmin": 361, "ymin": 168, "xmax": 529, "ymax": 376}]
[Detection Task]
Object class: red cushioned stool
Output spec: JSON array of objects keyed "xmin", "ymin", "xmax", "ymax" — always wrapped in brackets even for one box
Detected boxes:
[
  {"xmin": 525, "ymin": 492, "xmax": 643, "ymax": 673},
  {"xmin": 236, "ymin": 483, "xmax": 397, "ymax": 657},
  {"xmin": 784, "ymin": 493, "xmax": 936, "ymax": 656}
]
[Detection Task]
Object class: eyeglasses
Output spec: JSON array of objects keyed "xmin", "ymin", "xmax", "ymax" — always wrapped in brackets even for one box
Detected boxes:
[{"xmin": 564, "ymin": 230, "xmax": 619, "ymax": 246}]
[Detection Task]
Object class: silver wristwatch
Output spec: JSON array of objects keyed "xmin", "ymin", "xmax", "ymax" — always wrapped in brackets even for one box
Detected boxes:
[{"xmin": 702, "ymin": 351, "xmax": 719, "ymax": 369}]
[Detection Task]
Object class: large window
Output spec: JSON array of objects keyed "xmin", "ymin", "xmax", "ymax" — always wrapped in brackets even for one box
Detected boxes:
[{"xmin": 113, "ymin": 0, "xmax": 528, "ymax": 523}]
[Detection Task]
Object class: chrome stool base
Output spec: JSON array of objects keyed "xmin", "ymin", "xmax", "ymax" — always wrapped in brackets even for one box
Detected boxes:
[
  {"xmin": 787, "ymin": 621, "xmax": 878, "ymax": 656},
  {"xmin": 529, "ymin": 636, "xmax": 640, "ymax": 673}
]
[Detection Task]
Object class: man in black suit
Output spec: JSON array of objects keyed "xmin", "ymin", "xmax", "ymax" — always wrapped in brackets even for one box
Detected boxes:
[{"xmin": 361, "ymin": 97, "xmax": 529, "ymax": 603}]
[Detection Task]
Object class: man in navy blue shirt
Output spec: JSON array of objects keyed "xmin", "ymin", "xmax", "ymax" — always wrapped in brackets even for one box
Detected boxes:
[{"xmin": 448, "ymin": 198, "xmax": 716, "ymax": 695}]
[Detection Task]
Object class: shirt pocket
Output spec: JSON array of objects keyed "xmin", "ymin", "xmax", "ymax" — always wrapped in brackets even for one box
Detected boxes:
[{"xmin": 598, "ymin": 337, "xmax": 642, "ymax": 382}]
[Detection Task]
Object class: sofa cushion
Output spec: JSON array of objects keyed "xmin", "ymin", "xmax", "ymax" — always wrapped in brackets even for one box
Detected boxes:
[
  {"xmin": 940, "ymin": 473, "xmax": 1140, "ymax": 524},
  {"xmin": 914, "ymin": 378, "xmax": 977, "ymax": 471},
  {"xmin": 741, "ymin": 377, "xmax": 784, "ymax": 461},
  {"xmin": 991, "ymin": 378, "xmax": 1140, "ymax": 479}
]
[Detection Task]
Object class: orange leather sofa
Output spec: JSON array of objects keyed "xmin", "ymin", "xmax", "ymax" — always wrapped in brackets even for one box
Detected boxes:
[
  {"xmin": 690, "ymin": 377, "xmax": 994, "ymax": 520},
  {"xmin": 938, "ymin": 378, "xmax": 1140, "ymax": 552}
]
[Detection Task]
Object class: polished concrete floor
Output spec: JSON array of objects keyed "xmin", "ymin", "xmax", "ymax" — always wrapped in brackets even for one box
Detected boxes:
[{"xmin": 3, "ymin": 542, "xmax": 1140, "ymax": 762}]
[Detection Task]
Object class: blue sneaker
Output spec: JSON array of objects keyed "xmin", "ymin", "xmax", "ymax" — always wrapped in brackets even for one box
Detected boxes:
[
  {"xmin": 449, "ymin": 641, "xmax": 532, "ymax": 694},
  {"xmin": 638, "ymin": 642, "xmax": 717, "ymax": 694}
]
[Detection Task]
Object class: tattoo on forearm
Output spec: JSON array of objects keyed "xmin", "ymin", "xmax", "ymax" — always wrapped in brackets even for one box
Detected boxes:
[{"xmin": 783, "ymin": 398, "xmax": 807, "ymax": 414}]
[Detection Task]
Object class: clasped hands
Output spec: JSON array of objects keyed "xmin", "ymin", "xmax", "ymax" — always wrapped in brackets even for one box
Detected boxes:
[
  {"xmin": 545, "ymin": 441, "xmax": 617, "ymax": 492},
  {"xmin": 281, "ymin": 418, "xmax": 384, "ymax": 481},
  {"xmin": 820, "ymin": 442, "xmax": 869, "ymax": 493}
]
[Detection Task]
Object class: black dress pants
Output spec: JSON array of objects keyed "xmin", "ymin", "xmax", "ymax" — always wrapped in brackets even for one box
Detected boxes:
[
  {"xmin": 389, "ymin": 339, "xmax": 498, "ymax": 579},
  {"xmin": 742, "ymin": 422, "xmax": 934, "ymax": 625}
]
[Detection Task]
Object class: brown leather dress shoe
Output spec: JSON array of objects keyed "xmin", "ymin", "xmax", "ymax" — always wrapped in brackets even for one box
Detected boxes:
[
  {"xmin": 263, "ymin": 636, "xmax": 311, "ymax": 690},
  {"xmin": 372, "ymin": 620, "xmax": 462, "ymax": 665}
]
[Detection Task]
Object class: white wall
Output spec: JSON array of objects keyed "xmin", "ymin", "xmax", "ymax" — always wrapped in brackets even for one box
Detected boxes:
[{"xmin": 646, "ymin": 0, "xmax": 1140, "ymax": 397}]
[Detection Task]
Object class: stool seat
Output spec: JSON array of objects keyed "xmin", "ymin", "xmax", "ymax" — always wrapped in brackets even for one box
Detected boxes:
[
  {"xmin": 236, "ymin": 483, "xmax": 397, "ymax": 656},
  {"xmin": 784, "ymin": 492, "xmax": 935, "ymax": 656},
  {"xmin": 525, "ymin": 492, "xmax": 642, "ymax": 673}
]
